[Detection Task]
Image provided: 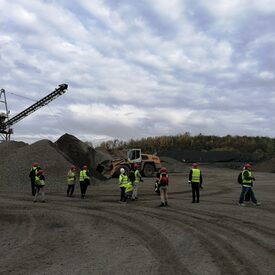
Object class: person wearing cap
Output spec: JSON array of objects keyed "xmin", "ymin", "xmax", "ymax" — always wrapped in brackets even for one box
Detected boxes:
[
  {"xmin": 189, "ymin": 163, "xmax": 203, "ymax": 203},
  {"xmin": 29, "ymin": 162, "xmax": 40, "ymax": 196},
  {"xmin": 239, "ymin": 163, "xmax": 260, "ymax": 206},
  {"xmin": 33, "ymin": 169, "xmax": 46, "ymax": 203},
  {"xmin": 67, "ymin": 165, "xmax": 76, "ymax": 197},
  {"xmin": 79, "ymin": 165, "xmax": 90, "ymax": 199}
]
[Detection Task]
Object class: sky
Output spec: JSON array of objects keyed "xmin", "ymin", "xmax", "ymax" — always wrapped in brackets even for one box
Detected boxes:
[{"xmin": 1, "ymin": 0, "xmax": 275, "ymax": 145}]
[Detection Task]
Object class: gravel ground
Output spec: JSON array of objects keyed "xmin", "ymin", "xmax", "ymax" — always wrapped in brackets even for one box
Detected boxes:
[{"xmin": 0, "ymin": 164, "xmax": 275, "ymax": 275}]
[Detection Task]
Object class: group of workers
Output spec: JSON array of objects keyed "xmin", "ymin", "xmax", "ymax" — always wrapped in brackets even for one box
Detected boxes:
[{"xmin": 28, "ymin": 161, "xmax": 260, "ymax": 207}]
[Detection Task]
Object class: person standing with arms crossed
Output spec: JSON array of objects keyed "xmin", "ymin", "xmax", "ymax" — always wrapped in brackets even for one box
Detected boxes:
[{"xmin": 189, "ymin": 163, "xmax": 203, "ymax": 203}]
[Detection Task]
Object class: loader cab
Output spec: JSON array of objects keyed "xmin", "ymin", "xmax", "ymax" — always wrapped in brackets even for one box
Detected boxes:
[{"xmin": 127, "ymin": 149, "xmax": 141, "ymax": 164}]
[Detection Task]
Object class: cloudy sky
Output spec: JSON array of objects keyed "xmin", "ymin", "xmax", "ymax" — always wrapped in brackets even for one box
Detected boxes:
[{"xmin": 1, "ymin": 0, "xmax": 275, "ymax": 145}]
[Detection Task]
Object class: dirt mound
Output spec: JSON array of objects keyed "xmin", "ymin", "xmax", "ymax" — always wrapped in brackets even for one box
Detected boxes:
[
  {"xmin": 0, "ymin": 139, "xmax": 72, "ymax": 191},
  {"xmin": 254, "ymin": 158, "xmax": 275, "ymax": 173},
  {"xmin": 159, "ymin": 156, "xmax": 190, "ymax": 173},
  {"xmin": 55, "ymin": 133, "xmax": 109, "ymax": 180}
]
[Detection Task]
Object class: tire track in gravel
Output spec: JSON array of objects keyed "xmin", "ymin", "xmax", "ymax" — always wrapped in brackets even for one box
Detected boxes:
[
  {"xmin": 0, "ymin": 196, "xmax": 192, "ymax": 275},
  {"xmin": 51, "ymin": 200, "xmax": 266, "ymax": 275},
  {"xmin": 48, "ymin": 202, "xmax": 191, "ymax": 275},
  {"xmin": 101, "ymin": 206, "xmax": 259, "ymax": 275},
  {"xmin": 128, "ymin": 205, "xmax": 275, "ymax": 275}
]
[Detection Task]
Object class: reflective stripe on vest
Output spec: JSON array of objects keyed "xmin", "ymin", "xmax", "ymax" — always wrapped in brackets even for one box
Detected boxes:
[
  {"xmin": 242, "ymin": 170, "xmax": 252, "ymax": 184},
  {"xmin": 125, "ymin": 182, "xmax": 134, "ymax": 193},
  {"xmin": 191, "ymin": 168, "xmax": 201, "ymax": 183},
  {"xmin": 80, "ymin": 170, "xmax": 89, "ymax": 181},
  {"xmin": 134, "ymin": 170, "xmax": 139, "ymax": 183},
  {"xmin": 119, "ymin": 174, "xmax": 128, "ymax": 187}
]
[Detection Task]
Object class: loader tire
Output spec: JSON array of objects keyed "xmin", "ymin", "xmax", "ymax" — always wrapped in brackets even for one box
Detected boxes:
[{"xmin": 143, "ymin": 164, "xmax": 155, "ymax": 177}]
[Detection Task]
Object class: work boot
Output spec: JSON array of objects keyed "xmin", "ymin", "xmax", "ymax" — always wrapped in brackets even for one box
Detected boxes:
[
  {"xmin": 165, "ymin": 202, "xmax": 168, "ymax": 206},
  {"xmin": 239, "ymin": 203, "xmax": 246, "ymax": 207},
  {"xmin": 253, "ymin": 202, "xmax": 261, "ymax": 206},
  {"xmin": 160, "ymin": 202, "xmax": 165, "ymax": 207}
]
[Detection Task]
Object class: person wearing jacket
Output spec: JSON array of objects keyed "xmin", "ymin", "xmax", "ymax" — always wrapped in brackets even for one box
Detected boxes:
[
  {"xmin": 189, "ymin": 163, "xmax": 203, "ymax": 203},
  {"xmin": 239, "ymin": 163, "xmax": 260, "ymax": 206},
  {"xmin": 33, "ymin": 169, "xmax": 46, "ymax": 203},
  {"xmin": 119, "ymin": 167, "xmax": 129, "ymax": 203},
  {"xmin": 79, "ymin": 165, "xmax": 90, "ymax": 199},
  {"xmin": 159, "ymin": 167, "xmax": 169, "ymax": 207},
  {"xmin": 131, "ymin": 164, "xmax": 143, "ymax": 200},
  {"xmin": 67, "ymin": 165, "xmax": 76, "ymax": 197},
  {"xmin": 29, "ymin": 162, "xmax": 40, "ymax": 196}
]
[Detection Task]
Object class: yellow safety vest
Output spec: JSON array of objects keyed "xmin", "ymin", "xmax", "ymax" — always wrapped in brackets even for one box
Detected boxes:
[
  {"xmin": 80, "ymin": 170, "xmax": 90, "ymax": 181},
  {"xmin": 35, "ymin": 175, "xmax": 45, "ymax": 186},
  {"xmin": 67, "ymin": 170, "xmax": 76, "ymax": 185},
  {"xmin": 125, "ymin": 182, "xmax": 134, "ymax": 193},
  {"xmin": 134, "ymin": 170, "xmax": 140, "ymax": 183},
  {"xmin": 119, "ymin": 174, "xmax": 128, "ymax": 187},
  {"xmin": 191, "ymin": 168, "xmax": 201, "ymax": 183},
  {"xmin": 242, "ymin": 170, "xmax": 252, "ymax": 184}
]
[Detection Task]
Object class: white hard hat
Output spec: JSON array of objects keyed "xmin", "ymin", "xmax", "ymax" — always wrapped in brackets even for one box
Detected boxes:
[{"xmin": 120, "ymin": 168, "xmax": 125, "ymax": 174}]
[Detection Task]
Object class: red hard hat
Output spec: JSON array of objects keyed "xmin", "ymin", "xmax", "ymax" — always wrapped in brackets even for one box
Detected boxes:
[
  {"xmin": 192, "ymin": 163, "xmax": 198, "ymax": 167},
  {"xmin": 37, "ymin": 169, "xmax": 43, "ymax": 174},
  {"xmin": 160, "ymin": 167, "xmax": 167, "ymax": 173},
  {"xmin": 33, "ymin": 162, "xmax": 38, "ymax": 167},
  {"xmin": 244, "ymin": 163, "xmax": 251, "ymax": 169}
]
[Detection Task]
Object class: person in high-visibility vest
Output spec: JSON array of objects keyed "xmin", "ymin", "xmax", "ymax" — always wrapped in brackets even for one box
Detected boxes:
[
  {"xmin": 29, "ymin": 162, "xmax": 40, "ymax": 196},
  {"xmin": 188, "ymin": 163, "xmax": 203, "ymax": 203},
  {"xmin": 67, "ymin": 165, "xmax": 76, "ymax": 197},
  {"xmin": 118, "ymin": 167, "xmax": 129, "ymax": 203},
  {"xmin": 131, "ymin": 163, "xmax": 143, "ymax": 200},
  {"xmin": 79, "ymin": 165, "xmax": 90, "ymax": 199},
  {"xmin": 33, "ymin": 169, "xmax": 46, "ymax": 203},
  {"xmin": 239, "ymin": 163, "xmax": 260, "ymax": 206}
]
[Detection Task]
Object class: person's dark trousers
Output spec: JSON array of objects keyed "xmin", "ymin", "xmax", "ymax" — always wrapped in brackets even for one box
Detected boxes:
[
  {"xmin": 31, "ymin": 179, "xmax": 36, "ymax": 196},
  {"xmin": 244, "ymin": 188, "xmax": 251, "ymax": 201},
  {"xmin": 192, "ymin": 182, "xmax": 200, "ymax": 203},
  {"xmin": 120, "ymin": 187, "xmax": 126, "ymax": 201},
  {"xmin": 67, "ymin": 184, "xmax": 75, "ymax": 197},
  {"xmin": 80, "ymin": 181, "xmax": 86, "ymax": 198},
  {"xmin": 239, "ymin": 186, "xmax": 257, "ymax": 204}
]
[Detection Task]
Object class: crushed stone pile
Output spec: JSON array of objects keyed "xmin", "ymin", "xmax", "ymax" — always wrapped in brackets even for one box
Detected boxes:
[
  {"xmin": 0, "ymin": 139, "xmax": 71, "ymax": 192},
  {"xmin": 0, "ymin": 134, "xmax": 113, "ymax": 191}
]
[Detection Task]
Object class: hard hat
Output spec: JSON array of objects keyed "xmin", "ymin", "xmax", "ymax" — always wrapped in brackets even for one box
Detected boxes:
[
  {"xmin": 120, "ymin": 167, "xmax": 125, "ymax": 174},
  {"xmin": 244, "ymin": 163, "xmax": 251, "ymax": 169},
  {"xmin": 192, "ymin": 163, "xmax": 198, "ymax": 167},
  {"xmin": 160, "ymin": 167, "xmax": 167, "ymax": 173},
  {"xmin": 33, "ymin": 162, "xmax": 38, "ymax": 167},
  {"xmin": 83, "ymin": 165, "xmax": 88, "ymax": 170},
  {"xmin": 37, "ymin": 169, "xmax": 43, "ymax": 174}
]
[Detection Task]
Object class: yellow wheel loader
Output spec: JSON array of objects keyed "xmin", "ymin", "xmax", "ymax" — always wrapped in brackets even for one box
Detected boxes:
[{"xmin": 99, "ymin": 149, "xmax": 161, "ymax": 178}]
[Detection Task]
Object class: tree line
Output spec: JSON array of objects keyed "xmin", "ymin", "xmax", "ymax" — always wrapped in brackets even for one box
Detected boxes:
[{"xmin": 99, "ymin": 133, "xmax": 275, "ymax": 158}]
